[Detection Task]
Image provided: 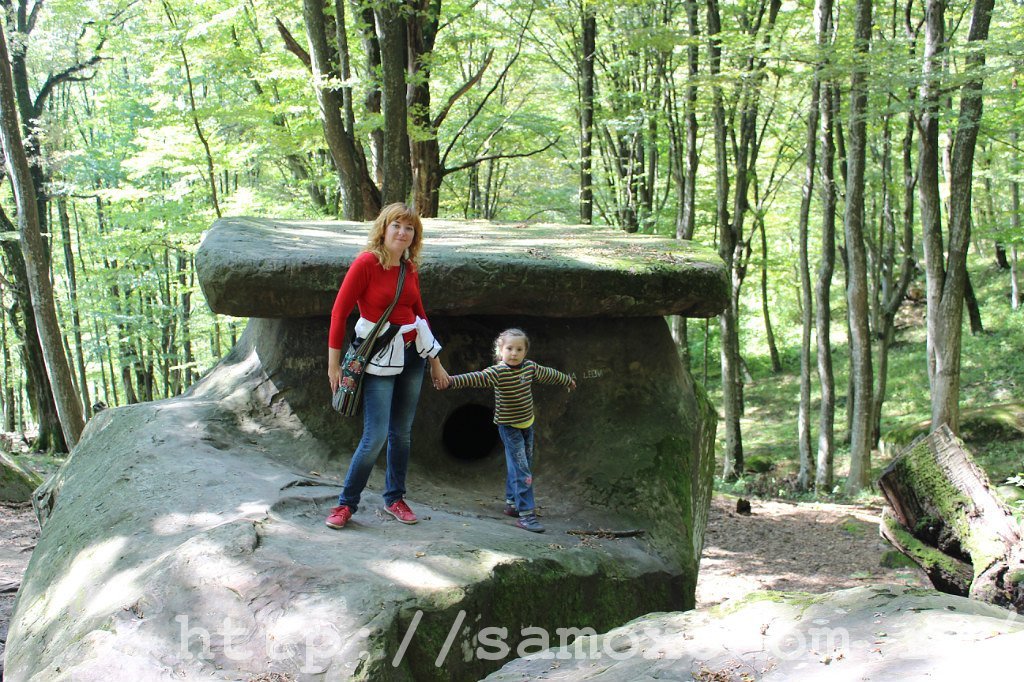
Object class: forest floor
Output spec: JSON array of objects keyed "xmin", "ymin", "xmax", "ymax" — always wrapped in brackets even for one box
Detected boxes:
[
  {"xmin": 0, "ymin": 493, "xmax": 928, "ymax": 673},
  {"xmin": 0, "ymin": 501, "xmax": 38, "ymax": 676},
  {"xmin": 695, "ymin": 494, "xmax": 927, "ymax": 608}
]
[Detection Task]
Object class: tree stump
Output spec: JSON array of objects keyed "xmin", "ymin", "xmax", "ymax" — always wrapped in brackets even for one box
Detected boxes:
[{"xmin": 879, "ymin": 424, "xmax": 1024, "ymax": 612}]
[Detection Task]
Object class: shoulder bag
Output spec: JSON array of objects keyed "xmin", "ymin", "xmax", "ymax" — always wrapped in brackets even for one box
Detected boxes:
[{"xmin": 331, "ymin": 261, "xmax": 407, "ymax": 417}]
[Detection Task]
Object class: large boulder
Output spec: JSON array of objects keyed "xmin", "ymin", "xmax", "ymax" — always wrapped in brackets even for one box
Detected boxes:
[
  {"xmin": 484, "ymin": 585, "xmax": 1024, "ymax": 680},
  {"xmin": 5, "ymin": 218, "xmax": 727, "ymax": 680}
]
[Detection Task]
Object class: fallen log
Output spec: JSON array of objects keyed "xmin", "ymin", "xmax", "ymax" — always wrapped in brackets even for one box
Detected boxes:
[{"xmin": 878, "ymin": 424, "xmax": 1024, "ymax": 612}]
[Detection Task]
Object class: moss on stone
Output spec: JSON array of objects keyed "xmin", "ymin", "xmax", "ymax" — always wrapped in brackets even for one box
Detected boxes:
[
  {"xmin": 713, "ymin": 589, "xmax": 827, "ymax": 618},
  {"xmin": 385, "ymin": 557, "xmax": 688, "ymax": 681}
]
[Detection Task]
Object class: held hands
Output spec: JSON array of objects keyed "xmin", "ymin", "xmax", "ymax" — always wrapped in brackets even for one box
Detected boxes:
[{"xmin": 430, "ymin": 358, "xmax": 451, "ymax": 390}]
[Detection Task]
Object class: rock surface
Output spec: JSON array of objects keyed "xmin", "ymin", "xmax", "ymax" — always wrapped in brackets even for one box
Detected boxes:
[
  {"xmin": 5, "ymin": 349, "xmax": 706, "ymax": 680},
  {"xmin": 196, "ymin": 217, "xmax": 728, "ymax": 319},
  {"xmin": 484, "ymin": 585, "xmax": 1024, "ymax": 680}
]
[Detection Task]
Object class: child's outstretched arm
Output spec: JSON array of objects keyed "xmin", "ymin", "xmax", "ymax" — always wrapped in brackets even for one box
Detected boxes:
[
  {"xmin": 534, "ymin": 364, "xmax": 575, "ymax": 391},
  {"xmin": 446, "ymin": 366, "xmax": 500, "ymax": 391}
]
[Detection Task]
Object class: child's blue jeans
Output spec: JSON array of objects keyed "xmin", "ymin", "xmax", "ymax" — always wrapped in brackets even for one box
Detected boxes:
[
  {"xmin": 338, "ymin": 346, "xmax": 425, "ymax": 512},
  {"xmin": 498, "ymin": 424, "xmax": 536, "ymax": 513}
]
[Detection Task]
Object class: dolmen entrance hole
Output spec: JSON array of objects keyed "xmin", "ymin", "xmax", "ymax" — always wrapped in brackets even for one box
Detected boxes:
[{"xmin": 442, "ymin": 403, "xmax": 499, "ymax": 461}]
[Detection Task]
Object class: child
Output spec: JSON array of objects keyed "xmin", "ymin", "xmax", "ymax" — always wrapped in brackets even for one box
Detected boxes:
[{"xmin": 441, "ymin": 328, "xmax": 575, "ymax": 533}]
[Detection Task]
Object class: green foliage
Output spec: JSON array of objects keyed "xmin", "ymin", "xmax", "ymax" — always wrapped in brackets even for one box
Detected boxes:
[
  {"xmin": 699, "ymin": 256, "xmax": 1024, "ymax": 502},
  {"xmin": 0, "ymin": 0, "xmax": 1021, "ymax": 470}
]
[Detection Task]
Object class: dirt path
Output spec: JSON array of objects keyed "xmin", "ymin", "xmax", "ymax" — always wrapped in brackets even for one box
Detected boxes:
[
  {"xmin": 697, "ymin": 495, "xmax": 927, "ymax": 608},
  {"xmin": 0, "ymin": 495, "xmax": 927, "ymax": 674},
  {"xmin": 0, "ymin": 502, "xmax": 38, "ymax": 677}
]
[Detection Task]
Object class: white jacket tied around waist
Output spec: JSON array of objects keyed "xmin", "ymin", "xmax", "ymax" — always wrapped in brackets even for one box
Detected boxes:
[{"xmin": 354, "ymin": 316, "xmax": 441, "ymax": 376}]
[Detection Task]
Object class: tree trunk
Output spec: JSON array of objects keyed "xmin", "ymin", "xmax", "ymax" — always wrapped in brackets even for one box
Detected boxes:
[
  {"xmin": 1013, "ymin": 246, "xmax": 1021, "ymax": 311},
  {"xmin": 879, "ymin": 425, "xmax": 1024, "ymax": 612},
  {"xmin": 302, "ymin": 0, "xmax": 380, "ymax": 219},
  {"xmin": 0, "ymin": 211, "xmax": 64, "ymax": 450},
  {"xmin": 706, "ymin": 0, "xmax": 742, "ymax": 480},
  {"xmin": 406, "ymin": 0, "xmax": 444, "ymax": 216},
  {"xmin": 870, "ymin": 77, "xmax": 917, "ymax": 447},
  {"xmin": 57, "ymin": 197, "xmax": 90, "ymax": 417},
  {"xmin": 843, "ymin": 0, "xmax": 874, "ymax": 495},
  {"xmin": 580, "ymin": 7, "xmax": 596, "ymax": 224},
  {"xmin": 963, "ymin": 271, "xmax": 983, "ymax": 334},
  {"xmin": 0, "ymin": 23, "xmax": 84, "ymax": 449},
  {"xmin": 759, "ymin": 219, "xmax": 782, "ymax": 374},
  {"xmin": 667, "ymin": 1, "xmax": 699, "ymax": 377},
  {"xmin": 797, "ymin": 0, "xmax": 826, "ymax": 489},
  {"xmin": 374, "ymin": 1, "xmax": 412, "ymax": 206},
  {"xmin": 180, "ymin": 253, "xmax": 195, "ymax": 389},
  {"xmin": 1, "ymin": 307, "xmax": 15, "ymax": 432},
  {"xmin": 815, "ymin": 78, "xmax": 838, "ymax": 491},
  {"xmin": 670, "ymin": 0, "xmax": 699, "ymax": 243},
  {"xmin": 1011, "ymin": 135, "xmax": 1021, "ymax": 310},
  {"xmin": 921, "ymin": 0, "xmax": 994, "ymax": 434}
]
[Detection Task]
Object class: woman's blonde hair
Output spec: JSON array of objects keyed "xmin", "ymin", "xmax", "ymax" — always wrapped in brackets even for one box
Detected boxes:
[
  {"xmin": 494, "ymin": 328, "xmax": 530, "ymax": 362},
  {"xmin": 365, "ymin": 202, "xmax": 424, "ymax": 267}
]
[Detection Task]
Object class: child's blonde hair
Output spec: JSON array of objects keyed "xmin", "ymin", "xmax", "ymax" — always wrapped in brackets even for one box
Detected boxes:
[{"xmin": 494, "ymin": 328, "xmax": 530, "ymax": 362}]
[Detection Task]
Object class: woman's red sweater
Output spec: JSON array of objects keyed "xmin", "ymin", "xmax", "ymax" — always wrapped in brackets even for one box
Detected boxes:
[{"xmin": 328, "ymin": 251, "xmax": 428, "ymax": 350}]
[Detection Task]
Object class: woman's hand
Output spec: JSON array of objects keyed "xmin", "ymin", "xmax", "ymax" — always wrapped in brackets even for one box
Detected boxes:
[
  {"xmin": 430, "ymin": 357, "xmax": 451, "ymax": 390},
  {"xmin": 328, "ymin": 347, "xmax": 343, "ymax": 392}
]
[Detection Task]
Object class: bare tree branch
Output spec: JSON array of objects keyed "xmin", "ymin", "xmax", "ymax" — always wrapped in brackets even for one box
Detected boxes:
[
  {"xmin": 26, "ymin": 0, "xmax": 44, "ymax": 35},
  {"xmin": 30, "ymin": 1, "xmax": 138, "ymax": 117},
  {"xmin": 431, "ymin": 49, "xmax": 492, "ymax": 130},
  {"xmin": 442, "ymin": 136, "xmax": 559, "ymax": 176},
  {"xmin": 440, "ymin": 3, "xmax": 533, "ymax": 168},
  {"xmin": 33, "ymin": 54, "xmax": 104, "ymax": 116},
  {"xmin": 276, "ymin": 17, "xmax": 311, "ymax": 71}
]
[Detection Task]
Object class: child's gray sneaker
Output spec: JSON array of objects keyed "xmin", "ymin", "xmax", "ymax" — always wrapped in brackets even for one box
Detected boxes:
[{"xmin": 516, "ymin": 513, "xmax": 545, "ymax": 533}]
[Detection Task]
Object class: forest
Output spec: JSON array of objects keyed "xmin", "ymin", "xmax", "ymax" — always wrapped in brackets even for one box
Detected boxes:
[{"xmin": 0, "ymin": 0, "xmax": 1021, "ymax": 496}]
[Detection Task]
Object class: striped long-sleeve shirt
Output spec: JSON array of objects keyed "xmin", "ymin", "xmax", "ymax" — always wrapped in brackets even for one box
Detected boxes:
[{"xmin": 448, "ymin": 360, "xmax": 573, "ymax": 426}]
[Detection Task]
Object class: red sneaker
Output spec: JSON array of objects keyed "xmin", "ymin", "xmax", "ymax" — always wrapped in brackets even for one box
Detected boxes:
[
  {"xmin": 325, "ymin": 505, "xmax": 353, "ymax": 529},
  {"xmin": 385, "ymin": 499, "xmax": 418, "ymax": 524}
]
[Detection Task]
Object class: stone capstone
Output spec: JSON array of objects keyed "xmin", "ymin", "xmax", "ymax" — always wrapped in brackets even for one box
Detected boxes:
[{"xmin": 195, "ymin": 217, "xmax": 728, "ymax": 319}]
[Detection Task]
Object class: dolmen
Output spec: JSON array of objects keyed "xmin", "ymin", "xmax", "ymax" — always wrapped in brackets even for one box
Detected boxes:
[{"xmin": 5, "ymin": 218, "xmax": 728, "ymax": 680}]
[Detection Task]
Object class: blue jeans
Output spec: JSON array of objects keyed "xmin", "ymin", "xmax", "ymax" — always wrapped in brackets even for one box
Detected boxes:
[
  {"xmin": 339, "ymin": 345, "xmax": 425, "ymax": 512},
  {"xmin": 498, "ymin": 424, "xmax": 535, "ymax": 514}
]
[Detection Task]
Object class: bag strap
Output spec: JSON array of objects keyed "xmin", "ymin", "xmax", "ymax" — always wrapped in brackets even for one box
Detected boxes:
[{"xmin": 361, "ymin": 261, "xmax": 407, "ymax": 348}]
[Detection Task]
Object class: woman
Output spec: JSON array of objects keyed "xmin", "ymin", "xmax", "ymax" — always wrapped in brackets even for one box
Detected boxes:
[{"xmin": 325, "ymin": 203, "xmax": 450, "ymax": 529}]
